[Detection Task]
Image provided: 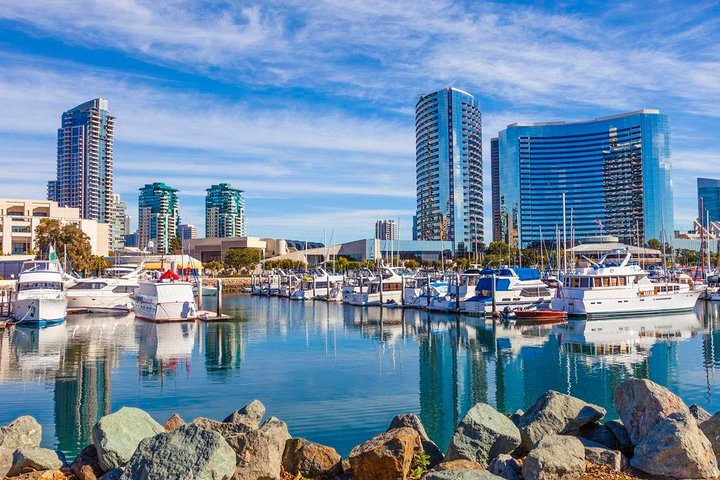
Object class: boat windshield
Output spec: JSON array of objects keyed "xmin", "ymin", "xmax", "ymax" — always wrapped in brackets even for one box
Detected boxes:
[
  {"xmin": 18, "ymin": 281, "xmax": 62, "ymax": 291},
  {"xmin": 69, "ymin": 282, "xmax": 108, "ymax": 290},
  {"xmin": 21, "ymin": 261, "xmax": 61, "ymax": 273}
]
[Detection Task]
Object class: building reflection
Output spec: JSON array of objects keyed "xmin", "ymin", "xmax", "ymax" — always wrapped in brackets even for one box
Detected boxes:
[
  {"xmin": 136, "ymin": 321, "xmax": 195, "ymax": 380},
  {"xmin": 203, "ymin": 322, "xmax": 245, "ymax": 378}
]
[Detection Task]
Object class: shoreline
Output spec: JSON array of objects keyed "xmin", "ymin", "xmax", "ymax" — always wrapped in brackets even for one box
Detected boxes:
[{"xmin": 1, "ymin": 379, "xmax": 718, "ymax": 480}]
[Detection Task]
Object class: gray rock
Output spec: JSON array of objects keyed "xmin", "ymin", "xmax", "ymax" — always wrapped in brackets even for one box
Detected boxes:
[
  {"xmin": 579, "ymin": 439, "xmax": 624, "ymax": 471},
  {"xmin": 577, "ymin": 422, "xmax": 618, "ymax": 450},
  {"xmin": 425, "ymin": 471, "xmax": 503, "ymax": 480},
  {"xmin": 508, "ymin": 410, "xmax": 523, "ymax": 428},
  {"xmin": 228, "ymin": 416, "xmax": 289, "ymax": 480},
  {"xmin": 689, "ymin": 404, "xmax": 713, "ymax": 424},
  {"xmin": 521, "ymin": 435, "xmax": 585, "ymax": 480},
  {"xmin": 193, "ymin": 417, "xmax": 256, "ymax": 438},
  {"xmin": 387, "ymin": 413, "xmax": 443, "ymax": 466},
  {"xmin": 518, "ymin": 391, "xmax": 605, "ymax": 451},
  {"xmin": 8, "ymin": 447, "xmax": 66, "ymax": 476},
  {"xmin": 487, "ymin": 453, "xmax": 521, "ymax": 480},
  {"xmin": 0, "ymin": 415, "xmax": 42, "ymax": 450},
  {"xmin": 224, "ymin": 399, "xmax": 266, "ymax": 426},
  {"xmin": 92, "ymin": 406, "xmax": 165, "ymax": 472},
  {"xmin": 0, "ymin": 447, "xmax": 13, "ymax": 479},
  {"xmin": 445, "ymin": 403, "xmax": 521, "ymax": 467},
  {"xmin": 603, "ymin": 419, "xmax": 632, "ymax": 457},
  {"xmin": 70, "ymin": 444, "xmax": 103, "ymax": 480},
  {"xmin": 614, "ymin": 378, "xmax": 689, "ymax": 445},
  {"xmin": 119, "ymin": 424, "xmax": 236, "ymax": 480},
  {"xmin": 632, "ymin": 411, "xmax": 719, "ymax": 479},
  {"xmin": 282, "ymin": 437, "xmax": 341, "ymax": 478},
  {"xmin": 699, "ymin": 412, "xmax": 720, "ymax": 464}
]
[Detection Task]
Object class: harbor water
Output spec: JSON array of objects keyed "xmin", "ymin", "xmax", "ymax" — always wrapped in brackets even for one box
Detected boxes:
[{"xmin": 0, "ymin": 294, "xmax": 719, "ymax": 459}]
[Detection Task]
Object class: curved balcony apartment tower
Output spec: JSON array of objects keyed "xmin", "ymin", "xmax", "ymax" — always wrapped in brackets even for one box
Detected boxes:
[{"xmin": 415, "ymin": 87, "xmax": 483, "ymax": 256}]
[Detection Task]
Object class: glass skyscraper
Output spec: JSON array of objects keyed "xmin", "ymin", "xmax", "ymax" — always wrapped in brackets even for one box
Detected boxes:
[
  {"xmin": 415, "ymin": 87, "xmax": 483, "ymax": 255},
  {"xmin": 698, "ymin": 178, "xmax": 720, "ymax": 223},
  {"xmin": 138, "ymin": 183, "xmax": 180, "ymax": 254},
  {"xmin": 492, "ymin": 110, "xmax": 673, "ymax": 247},
  {"xmin": 49, "ymin": 98, "xmax": 115, "ymax": 223},
  {"xmin": 205, "ymin": 183, "xmax": 246, "ymax": 238}
]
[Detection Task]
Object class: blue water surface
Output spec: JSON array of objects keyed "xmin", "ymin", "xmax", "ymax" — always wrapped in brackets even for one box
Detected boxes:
[{"xmin": 0, "ymin": 295, "xmax": 718, "ymax": 458}]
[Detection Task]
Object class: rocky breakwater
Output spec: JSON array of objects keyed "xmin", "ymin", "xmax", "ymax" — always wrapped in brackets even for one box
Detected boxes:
[{"xmin": 3, "ymin": 379, "xmax": 720, "ymax": 479}]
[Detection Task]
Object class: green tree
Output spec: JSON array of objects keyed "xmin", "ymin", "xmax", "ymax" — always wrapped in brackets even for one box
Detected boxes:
[
  {"xmin": 224, "ymin": 248, "xmax": 262, "ymax": 271},
  {"xmin": 34, "ymin": 219, "xmax": 92, "ymax": 273},
  {"xmin": 170, "ymin": 237, "xmax": 184, "ymax": 254},
  {"xmin": 335, "ymin": 256, "xmax": 349, "ymax": 273},
  {"xmin": 646, "ymin": 238, "xmax": 661, "ymax": 251},
  {"xmin": 404, "ymin": 259, "xmax": 420, "ymax": 270},
  {"xmin": 89, "ymin": 255, "xmax": 111, "ymax": 276}
]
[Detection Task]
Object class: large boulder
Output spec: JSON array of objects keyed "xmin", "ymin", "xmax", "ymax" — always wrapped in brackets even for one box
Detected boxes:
[
  {"xmin": 445, "ymin": 403, "xmax": 521, "ymax": 467},
  {"xmin": 7, "ymin": 447, "xmax": 66, "ymax": 476},
  {"xmin": 0, "ymin": 447, "xmax": 13, "ymax": 479},
  {"xmin": 223, "ymin": 400, "xmax": 266, "ymax": 426},
  {"xmin": 425, "ymin": 470, "xmax": 503, "ymax": 479},
  {"xmin": 282, "ymin": 438, "xmax": 341, "ymax": 478},
  {"xmin": 699, "ymin": 411, "xmax": 720, "ymax": 460},
  {"xmin": 348, "ymin": 427, "xmax": 422, "ymax": 480},
  {"xmin": 521, "ymin": 435, "xmax": 585, "ymax": 480},
  {"xmin": 689, "ymin": 404, "xmax": 713, "ymax": 424},
  {"xmin": 70, "ymin": 444, "xmax": 103, "ymax": 480},
  {"xmin": 577, "ymin": 438, "xmax": 624, "ymax": 471},
  {"xmin": 0, "ymin": 416, "xmax": 42, "ymax": 450},
  {"xmin": 577, "ymin": 422, "xmax": 617, "ymax": 450},
  {"xmin": 631, "ymin": 411, "xmax": 719, "ymax": 479},
  {"xmin": 487, "ymin": 454, "xmax": 521, "ymax": 480},
  {"xmin": 387, "ymin": 413, "xmax": 443, "ymax": 466},
  {"xmin": 227, "ymin": 416, "xmax": 289, "ymax": 480},
  {"xmin": 92, "ymin": 407, "xmax": 165, "ymax": 472},
  {"xmin": 614, "ymin": 378, "xmax": 688, "ymax": 445},
  {"xmin": 119, "ymin": 424, "xmax": 236, "ymax": 480},
  {"xmin": 518, "ymin": 391, "xmax": 605, "ymax": 451}
]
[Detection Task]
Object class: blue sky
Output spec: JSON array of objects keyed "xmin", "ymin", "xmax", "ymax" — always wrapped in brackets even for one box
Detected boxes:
[{"xmin": 1, "ymin": 0, "xmax": 719, "ymax": 243}]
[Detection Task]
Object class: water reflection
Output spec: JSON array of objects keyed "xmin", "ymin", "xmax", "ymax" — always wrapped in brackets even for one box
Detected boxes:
[{"xmin": 0, "ymin": 296, "xmax": 718, "ymax": 458}]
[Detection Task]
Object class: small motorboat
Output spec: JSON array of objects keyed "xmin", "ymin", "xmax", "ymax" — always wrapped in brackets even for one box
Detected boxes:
[{"xmin": 512, "ymin": 309, "xmax": 568, "ymax": 325}]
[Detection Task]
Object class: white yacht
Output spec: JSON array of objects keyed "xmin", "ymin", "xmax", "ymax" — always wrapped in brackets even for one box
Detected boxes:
[
  {"xmin": 290, "ymin": 268, "xmax": 343, "ymax": 301},
  {"xmin": 551, "ymin": 251, "xmax": 701, "ymax": 318},
  {"xmin": 341, "ymin": 269, "xmax": 375, "ymax": 303},
  {"xmin": 428, "ymin": 270, "xmax": 482, "ymax": 312},
  {"xmin": 348, "ymin": 267, "xmax": 408, "ymax": 306},
  {"xmin": 66, "ymin": 278, "xmax": 138, "ymax": 312},
  {"xmin": 402, "ymin": 274, "xmax": 449, "ymax": 308},
  {"xmin": 13, "ymin": 260, "xmax": 68, "ymax": 326},
  {"xmin": 461, "ymin": 267, "xmax": 554, "ymax": 316},
  {"xmin": 133, "ymin": 274, "xmax": 197, "ymax": 322}
]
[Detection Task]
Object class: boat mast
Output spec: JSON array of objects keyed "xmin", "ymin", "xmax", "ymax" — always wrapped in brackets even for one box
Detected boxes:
[
  {"xmin": 539, "ymin": 225, "xmax": 545, "ymax": 275},
  {"xmin": 562, "ymin": 192, "xmax": 568, "ymax": 274}
]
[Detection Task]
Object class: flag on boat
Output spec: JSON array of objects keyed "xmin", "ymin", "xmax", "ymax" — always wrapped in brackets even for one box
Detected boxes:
[
  {"xmin": 596, "ymin": 219, "xmax": 604, "ymax": 230},
  {"xmin": 48, "ymin": 245, "xmax": 58, "ymax": 262}
]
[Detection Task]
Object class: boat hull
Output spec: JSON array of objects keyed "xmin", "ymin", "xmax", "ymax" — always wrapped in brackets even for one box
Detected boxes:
[
  {"xmin": 67, "ymin": 293, "xmax": 133, "ymax": 312},
  {"xmin": 552, "ymin": 291, "xmax": 702, "ymax": 319},
  {"xmin": 348, "ymin": 291, "xmax": 402, "ymax": 306},
  {"xmin": 13, "ymin": 297, "xmax": 67, "ymax": 325},
  {"xmin": 133, "ymin": 300, "xmax": 197, "ymax": 322}
]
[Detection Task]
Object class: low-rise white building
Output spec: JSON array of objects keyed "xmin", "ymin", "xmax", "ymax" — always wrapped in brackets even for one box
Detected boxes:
[{"xmin": 0, "ymin": 199, "xmax": 109, "ymax": 256}]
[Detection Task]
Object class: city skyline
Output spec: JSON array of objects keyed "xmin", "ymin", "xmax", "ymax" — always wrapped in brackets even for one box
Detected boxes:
[{"xmin": 1, "ymin": 1, "xmax": 719, "ymax": 243}]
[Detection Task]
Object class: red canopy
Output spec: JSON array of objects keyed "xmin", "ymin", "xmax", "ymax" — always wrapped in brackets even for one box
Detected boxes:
[{"xmin": 161, "ymin": 270, "xmax": 180, "ymax": 280}]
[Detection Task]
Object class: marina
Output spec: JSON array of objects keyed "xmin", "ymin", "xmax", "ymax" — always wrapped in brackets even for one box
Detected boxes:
[{"xmin": 0, "ymin": 294, "xmax": 718, "ymax": 461}]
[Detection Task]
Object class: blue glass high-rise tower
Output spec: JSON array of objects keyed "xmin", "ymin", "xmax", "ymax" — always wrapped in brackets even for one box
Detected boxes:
[
  {"xmin": 138, "ymin": 183, "xmax": 180, "ymax": 254},
  {"xmin": 698, "ymin": 178, "xmax": 720, "ymax": 223},
  {"xmin": 49, "ymin": 98, "xmax": 115, "ymax": 223},
  {"xmin": 415, "ymin": 87, "xmax": 483, "ymax": 255},
  {"xmin": 205, "ymin": 183, "xmax": 246, "ymax": 238},
  {"xmin": 492, "ymin": 110, "xmax": 673, "ymax": 247}
]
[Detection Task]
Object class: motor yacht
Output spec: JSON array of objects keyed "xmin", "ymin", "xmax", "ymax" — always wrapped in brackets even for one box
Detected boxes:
[
  {"xmin": 461, "ymin": 267, "xmax": 553, "ymax": 316},
  {"xmin": 12, "ymin": 259, "xmax": 67, "ymax": 326},
  {"xmin": 133, "ymin": 271, "xmax": 198, "ymax": 322},
  {"xmin": 66, "ymin": 278, "xmax": 138, "ymax": 312},
  {"xmin": 428, "ymin": 270, "xmax": 482, "ymax": 312},
  {"xmin": 402, "ymin": 274, "xmax": 449, "ymax": 308},
  {"xmin": 348, "ymin": 267, "xmax": 409, "ymax": 306},
  {"xmin": 551, "ymin": 251, "xmax": 701, "ymax": 318},
  {"xmin": 290, "ymin": 268, "xmax": 344, "ymax": 300},
  {"xmin": 341, "ymin": 269, "xmax": 375, "ymax": 303}
]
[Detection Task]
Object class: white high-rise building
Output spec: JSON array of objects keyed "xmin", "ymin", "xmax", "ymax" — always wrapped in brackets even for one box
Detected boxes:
[{"xmin": 375, "ymin": 219, "xmax": 398, "ymax": 240}]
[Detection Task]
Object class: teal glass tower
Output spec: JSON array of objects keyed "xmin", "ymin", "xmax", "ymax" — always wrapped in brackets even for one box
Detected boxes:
[
  {"xmin": 205, "ymin": 183, "xmax": 246, "ymax": 238},
  {"xmin": 49, "ymin": 98, "xmax": 115, "ymax": 222},
  {"xmin": 138, "ymin": 183, "xmax": 180, "ymax": 253},
  {"xmin": 698, "ymin": 178, "xmax": 720, "ymax": 223},
  {"xmin": 415, "ymin": 87, "xmax": 483, "ymax": 256},
  {"xmin": 492, "ymin": 110, "xmax": 673, "ymax": 247}
]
